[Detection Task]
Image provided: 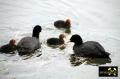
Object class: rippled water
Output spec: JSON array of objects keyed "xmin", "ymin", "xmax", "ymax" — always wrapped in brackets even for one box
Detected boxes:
[{"xmin": 0, "ymin": 0, "xmax": 120, "ymax": 79}]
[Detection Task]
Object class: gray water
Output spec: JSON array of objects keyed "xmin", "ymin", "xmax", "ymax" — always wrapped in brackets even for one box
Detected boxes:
[{"xmin": 0, "ymin": 0, "xmax": 120, "ymax": 79}]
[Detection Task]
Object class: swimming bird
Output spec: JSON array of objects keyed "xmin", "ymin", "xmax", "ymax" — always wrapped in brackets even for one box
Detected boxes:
[
  {"xmin": 54, "ymin": 19, "xmax": 71, "ymax": 29},
  {"xmin": 47, "ymin": 34, "xmax": 65, "ymax": 46},
  {"xmin": 70, "ymin": 34, "xmax": 110, "ymax": 58},
  {"xmin": 17, "ymin": 25, "xmax": 42, "ymax": 56},
  {"xmin": 0, "ymin": 39, "xmax": 17, "ymax": 53}
]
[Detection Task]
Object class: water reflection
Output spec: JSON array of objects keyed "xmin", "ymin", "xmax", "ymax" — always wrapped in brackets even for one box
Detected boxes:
[
  {"xmin": 47, "ymin": 44, "xmax": 66, "ymax": 50},
  {"xmin": 57, "ymin": 28, "xmax": 71, "ymax": 34},
  {"xmin": 69, "ymin": 54, "xmax": 111, "ymax": 66},
  {"xmin": 65, "ymin": 28, "xmax": 71, "ymax": 34},
  {"xmin": 20, "ymin": 49, "xmax": 42, "ymax": 60}
]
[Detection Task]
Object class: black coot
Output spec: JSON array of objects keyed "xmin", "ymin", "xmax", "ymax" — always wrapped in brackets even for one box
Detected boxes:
[
  {"xmin": 70, "ymin": 34, "xmax": 110, "ymax": 58},
  {"xmin": 17, "ymin": 25, "xmax": 42, "ymax": 56}
]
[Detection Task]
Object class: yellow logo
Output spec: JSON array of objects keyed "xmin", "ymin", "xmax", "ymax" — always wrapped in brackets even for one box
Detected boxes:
[
  {"xmin": 99, "ymin": 66, "xmax": 118, "ymax": 77},
  {"xmin": 108, "ymin": 67, "xmax": 117, "ymax": 76}
]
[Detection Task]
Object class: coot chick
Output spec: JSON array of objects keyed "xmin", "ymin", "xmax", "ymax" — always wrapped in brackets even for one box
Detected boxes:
[
  {"xmin": 0, "ymin": 39, "xmax": 17, "ymax": 53},
  {"xmin": 54, "ymin": 19, "xmax": 71, "ymax": 29},
  {"xmin": 47, "ymin": 34, "xmax": 65, "ymax": 46},
  {"xmin": 17, "ymin": 25, "xmax": 42, "ymax": 56},
  {"xmin": 70, "ymin": 34, "xmax": 110, "ymax": 58}
]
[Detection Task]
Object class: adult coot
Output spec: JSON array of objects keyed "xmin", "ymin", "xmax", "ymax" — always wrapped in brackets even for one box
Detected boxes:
[
  {"xmin": 70, "ymin": 34, "xmax": 110, "ymax": 58},
  {"xmin": 17, "ymin": 25, "xmax": 42, "ymax": 56},
  {"xmin": 0, "ymin": 39, "xmax": 17, "ymax": 53},
  {"xmin": 47, "ymin": 34, "xmax": 65, "ymax": 46},
  {"xmin": 54, "ymin": 19, "xmax": 71, "ymax": 29}
]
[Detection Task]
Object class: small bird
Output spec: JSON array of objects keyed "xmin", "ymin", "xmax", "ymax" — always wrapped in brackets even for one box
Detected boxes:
[
  {"xmin": 47, "ymin": 34, "xmax": 65, "ymax": 46},
  {"xmin": 70, "ymin": 34, "xmax": 110, "ymax": 58},
  {"xmin": 17, "ymin": 25, "xmax": 42, "ymax": 56},
  {"xmin": 0, "ymin": 39, "xmax": 17, "ymax": 54},
  {"xmin": 54, "ymin": 19, "xmax": 71, "ymax": 29}
]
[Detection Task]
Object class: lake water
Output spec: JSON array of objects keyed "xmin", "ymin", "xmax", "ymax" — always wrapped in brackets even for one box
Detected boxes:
[{"xmin": 0, "ymin": 0, "xmax": 120, "ymax": 79}]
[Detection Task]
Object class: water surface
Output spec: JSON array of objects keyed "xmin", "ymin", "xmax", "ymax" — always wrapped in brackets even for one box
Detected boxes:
[{"xmin": 0, "ymin": 0, "xmax": 120, "ymax": 79}]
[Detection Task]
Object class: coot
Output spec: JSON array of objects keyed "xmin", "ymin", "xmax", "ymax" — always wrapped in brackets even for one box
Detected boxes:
[
  {"xmin": 54, "ymin": 19, "xmax": 71, "ymax": 29},
  {"xmin": 70, "ymin": 34, "xmax": 110, "ymax": 58},
  {"xmin": 17, "ymin": 25, "xmax": 42, "ymax": 56},
  {"xmin": 47, "ymin": 34, "xmax": 65, "ymax": 46},
  {"xmin": 0, "ymin": 39, "xmax": 16, "ymax": 53}
]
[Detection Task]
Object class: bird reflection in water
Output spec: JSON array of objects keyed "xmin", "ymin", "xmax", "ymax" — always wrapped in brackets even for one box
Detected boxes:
[{"xmin": 69, "ymin": 54, "xmax": 111, "ymax": 66}]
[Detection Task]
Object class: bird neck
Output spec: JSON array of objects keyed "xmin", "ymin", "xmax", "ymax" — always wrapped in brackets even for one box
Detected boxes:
[
  {"xmin": 59, "ymin": 37, "xmax": 64, "ymax": 43},
  {"xmin": 74, "ymin": 41, "xmax": 83, "ymax": 45},
  {"xmin": 65, "ymin": 24, "xmax": 71, "ymax": 29},
  {"xmin": 32, "ymin": 32, "xmax": 39, "ymax": 39},
  {"xmin": 65, "ymin": 21, "xmax": 71, "ymax": 28}
]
